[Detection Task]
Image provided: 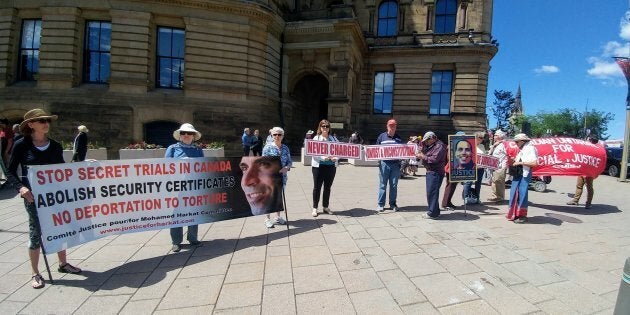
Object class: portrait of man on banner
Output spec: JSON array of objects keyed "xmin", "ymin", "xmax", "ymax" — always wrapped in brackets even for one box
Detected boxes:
[
  {"xmin": 239, "ymin": 156, "xmax": 284, "ymax": 215},
  {"xmin": 449, "ymin": 135, "xmax": 477, "ymax": 182}
]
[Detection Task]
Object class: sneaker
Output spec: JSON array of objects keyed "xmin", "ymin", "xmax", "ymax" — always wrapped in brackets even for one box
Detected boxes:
[
  {"xmin": 265, "ymin": 219, "xmax": 275, "ymax": 228},
  {"xmin": 422, "ymin": 213, "xmax": 438, "ymax": 220},
  {"xmin": 274, "ymin": 216, "xmax": 287, "ymax": 225},
  {"xmin": 443, "ymin": 206, "xmax": 454, "ymax": 211},
  {"xmin": 584, "ymin": 204, "xmax": 592, "ymax": 209},
  {"xmin": 31, "ymin": 274, "xmax": 45, "ymax": 289},
  {"xmin": 447, "ymin": 203, "xmax": 457, "ymax": 209},
  {"xmin": 323, "ymin": 207, "xmax": 333, "ymax": 215},
  {"xmin": 376, "ymin": 205, "xmax": 384, "ymax": 212},
  {"xmin": 391, "ymin": 206, "xmax": 399, "ymax": 212},
  {"xmin": 189, "ymin": 240, "xmax": 202, "ymax": 247},
  {"xmin": 57, "ymin": 262, "xmax": 82, "ymax": 274},
  {"xmin": 172, "ymin": 244, "xmax": 181, "ymax": 252},
  {"xmin": 312, "ymin": 208, "xmax": 318, "ymax": 217},
  {"xmin": 566, "ymin": 201, "xmax": 578, "ymax": 205}
]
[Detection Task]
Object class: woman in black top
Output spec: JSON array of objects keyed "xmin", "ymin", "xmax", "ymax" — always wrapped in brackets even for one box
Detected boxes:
[{"xmin": 9, "ymin": 109, "xmax": 82, "ymax": 289}]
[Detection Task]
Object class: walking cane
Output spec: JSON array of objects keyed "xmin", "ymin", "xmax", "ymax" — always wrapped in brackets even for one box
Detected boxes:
[
  {"xmin": 282, "ymin": 188, "xmax": 289, "ymax": 233},
  {"xmin": 39, "ymin": 236, "xmax": 54, "ymax": 283}
]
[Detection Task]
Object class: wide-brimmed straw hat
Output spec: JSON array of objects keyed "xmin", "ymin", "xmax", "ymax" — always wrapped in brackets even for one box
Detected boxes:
[
  {"xmin": 513, "ymin": 133, "xmax": 530, "ymax": 141},
  {"xmin": 19, "ymin": 109, "xmax": 58, "ymax": 133},
  {"xmin": 173, "ymin": 123, "xmax": 202, "ymax": 141}
]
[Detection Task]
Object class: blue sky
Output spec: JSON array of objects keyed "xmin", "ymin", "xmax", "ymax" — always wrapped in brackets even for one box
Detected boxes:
[{"xmin": 487, "ymin": 1, "xmax": 630, "ymax": 139}]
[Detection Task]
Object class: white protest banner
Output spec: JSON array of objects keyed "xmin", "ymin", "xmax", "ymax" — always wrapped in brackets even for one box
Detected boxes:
[
  {"xmin": 363, "ymin": 144, "xmax": 417, "ymax": 161},
  {"xmin": 477, "ymin": 154, "xmax": 500, "ymax": 170},
  {"xmin": 304, "ymin": 140, "xmax": 361, "ymax": 159},
  {"xmin": 28, "ymin": 157, "xmax": 283, "ymax": 253}
]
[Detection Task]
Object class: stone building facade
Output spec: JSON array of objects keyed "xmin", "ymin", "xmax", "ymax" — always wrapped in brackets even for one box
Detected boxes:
[{"xmin": 0, "ymin": 0, "xmax": 496, "ymax": 157}]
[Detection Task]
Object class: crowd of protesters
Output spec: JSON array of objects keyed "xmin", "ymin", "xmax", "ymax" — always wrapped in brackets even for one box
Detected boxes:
[{"xmin": 1, "ymin": 108, "xmax": 608, "ymax": 290}]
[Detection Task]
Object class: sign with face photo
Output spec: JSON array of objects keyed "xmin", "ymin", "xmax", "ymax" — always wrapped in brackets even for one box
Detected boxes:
[
  {"xmin": 28, "ymin": 156, "xmax": 284, "ymax": 253},
  {"xmin": 448, "ymin": 135, "xmax": 477, "ymax": 182}
]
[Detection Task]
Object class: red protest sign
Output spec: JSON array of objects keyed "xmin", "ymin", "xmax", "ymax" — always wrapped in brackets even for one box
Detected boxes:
[
  {"xmin": 304, "ymin": 140, "xmax": 361, "ymax": 159},
  {"xmin": 506, "ymin": 137, "xmax": 606, "ymax": 178},
  {"xmin": 363, "ymin": 144, "xmax": 417, "ymax": 161},
  {"xmin": 477, "ymin": 154, "xmax": 499, "ymax": 170}
]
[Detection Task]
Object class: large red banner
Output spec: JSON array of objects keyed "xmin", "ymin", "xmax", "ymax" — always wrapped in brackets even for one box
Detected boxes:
[{"xmin": 505, "ymin": 137, "xmax": 606, "ymax": 177}]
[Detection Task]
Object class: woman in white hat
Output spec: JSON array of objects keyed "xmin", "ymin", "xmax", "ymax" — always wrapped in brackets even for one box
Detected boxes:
[
  {"xmin": 507, "ymin": 133, "xmax": 538, "ymax": 223},
  {"xmin": 165, "ymin": 123, "xmax": 204, "ymax": 252},
  {"xmin": 262, "ymin": 126, "xmax": 291, "ymax": 228},
  {"xmin": 8, "ymin": 109, "xmax": 82, "ymax": 289}
]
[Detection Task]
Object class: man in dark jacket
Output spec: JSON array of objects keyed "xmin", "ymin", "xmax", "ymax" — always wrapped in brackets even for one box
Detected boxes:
[{"xmin": 417, "ymin": 131, "xmax": 447, "ymax": 219}]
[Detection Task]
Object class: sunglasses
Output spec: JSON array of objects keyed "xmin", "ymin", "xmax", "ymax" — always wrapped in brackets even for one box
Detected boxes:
[
  {"xmin": 34, "ymin": 118, "xmax": 51, "ymax": 124},
  {"xmin": 180, "ymin": 131, "xmax": 196, "ymax": 136},
  {"xmin": 272, "ymin": 134, "xmax": 283, "ymax": 137},
  {"xmin": 321, "ymin": 125, "xmax": 330, "ymax": 128}
]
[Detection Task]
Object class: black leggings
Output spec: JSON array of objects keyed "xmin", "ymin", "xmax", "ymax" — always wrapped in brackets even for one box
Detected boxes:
[{"xmin": 312, "ymin": 165, "xmax": 337, "ymax": 208}]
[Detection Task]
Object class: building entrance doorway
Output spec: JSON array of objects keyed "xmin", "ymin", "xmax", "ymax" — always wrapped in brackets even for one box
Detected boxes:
[{"xmin": 292, "ymin": 73, "xmax": 329, "ymax": 133}]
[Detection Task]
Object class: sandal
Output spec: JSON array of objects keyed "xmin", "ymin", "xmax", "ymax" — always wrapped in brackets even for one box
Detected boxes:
[
  {"xmin": 58, "ymin": 262, "xmax": 82, "ymax": 274},
  {"xmin": 31, "ymin": 274, "xmax": 45, "ymax": 289}
]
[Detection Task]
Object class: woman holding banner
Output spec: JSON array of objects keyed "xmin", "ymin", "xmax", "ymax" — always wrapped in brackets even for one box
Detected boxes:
[
  {"xmin": 262, "ymin": 127, "xmax": 291, "ymax": 228},
  {"xmin": 507, "ymin": 133, "xmax": 538, "ymax": 223},
  {"xmin": 165, "ymin": 123, "xmax": 204, "ymax": 252},
  {"xmin": 8, "ymin": 109, "xmax": 82, "ymax": 289},
  {"xmin": 311, "ymin": 119, "xmax": 338, "ymax": 217}
]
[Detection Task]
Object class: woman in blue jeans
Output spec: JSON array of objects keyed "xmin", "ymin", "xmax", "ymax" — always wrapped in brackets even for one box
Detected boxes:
[{"xmin": 165, "ymin": 123, "xmax": 204, "ymax": 252}]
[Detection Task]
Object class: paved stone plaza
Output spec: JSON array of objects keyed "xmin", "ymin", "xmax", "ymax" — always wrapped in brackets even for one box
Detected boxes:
[{"xmin": 0, "ymin": 162, "xmax": 628, "ymax": 314}]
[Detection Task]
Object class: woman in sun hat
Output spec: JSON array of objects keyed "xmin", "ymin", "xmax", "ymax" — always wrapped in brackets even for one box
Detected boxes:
[
  {"xmin": 165, "ymin": 123, "xmax": 204, "ymax": 252},
  {"xmin": 506, "ymin": 133, "xmax": 538, "ymax": 223},
  {"xmin": 8, "ymin": 108, "xmax": 82, "ymax": 289}
]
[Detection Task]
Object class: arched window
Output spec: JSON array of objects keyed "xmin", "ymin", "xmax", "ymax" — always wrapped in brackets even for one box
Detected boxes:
[
  {"xmin": 435, "ymin": 0, "xmax": 457, "ymax": 34},
  {"xmin": 377, "ymin": 0, "xmax": 398, "ymax": 37}
]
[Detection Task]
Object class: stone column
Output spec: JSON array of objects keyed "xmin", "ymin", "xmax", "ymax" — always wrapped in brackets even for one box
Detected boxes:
[
  {"xmin": 38, "ymin": 7, "xmax": 81, "ymax": 89},
  {"xmin": 0, "ymin": 8, "xmax": 17, "ymax": 87},
  {"xmin": 109, "ymin": 10, "xmax": 151, "ymax": 94}
]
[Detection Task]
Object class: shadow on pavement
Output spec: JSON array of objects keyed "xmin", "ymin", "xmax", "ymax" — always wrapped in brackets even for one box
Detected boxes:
[
  {"xmin": 526, "ymin": 215, "xmax": 564, "ymax": 225},
  {"xmin": 433, "ymin": 212, "xmax": 480, "ymax": 221},
  {"xmin": 51, "ymin": 218, "xmax": 337, "ymax": 291},
  {"xmin": 0, "ymin": 185, "xmax": 18, "ymax": 200},
  {"xmin": 530, "ymin": 202, "xmax": 621, "ymax": 215},
  {"xmin": 334, "ymin": 207, "xmax": 379, "ymax": 217}
]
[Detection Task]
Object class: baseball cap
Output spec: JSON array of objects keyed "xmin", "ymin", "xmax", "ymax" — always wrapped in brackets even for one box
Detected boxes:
[{"xmin": 422, "ymin": 131, "xmax": 436, "ymax": 142}]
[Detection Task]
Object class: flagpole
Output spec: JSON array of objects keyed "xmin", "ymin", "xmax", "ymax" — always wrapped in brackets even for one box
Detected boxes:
[{"xmin": 613, "ymin": 57, "xmax": 630, "ymax": 181}]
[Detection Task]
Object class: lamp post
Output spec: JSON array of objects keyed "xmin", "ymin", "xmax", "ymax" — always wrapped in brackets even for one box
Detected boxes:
[{"xmin": 613, "ymin": 57, "xmax": 630, "ymax": 181}]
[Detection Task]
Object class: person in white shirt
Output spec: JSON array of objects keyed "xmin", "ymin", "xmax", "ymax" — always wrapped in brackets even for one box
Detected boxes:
[
  {"xmin": 487, "ymin": 130, "xmax": 508, "ymax": 202},
  {"xmin": 506, "ymin": 133, "xmax": 538, "ymax": 223}
]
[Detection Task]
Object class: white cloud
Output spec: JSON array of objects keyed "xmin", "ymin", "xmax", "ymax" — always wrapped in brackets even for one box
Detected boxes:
[
  {"xmin": 534, "ymin": 65, "xmax": 559, "ymax": 74},
  {"xmin": 587, "ymin": 58, "xmax": 622, "ymax": 79},
  {"xmin": 602, "ymin": 41, "xmax": 629, "ymax": 57},
  {"xmin": 587, "ymin": 11, "xmax": 630, "ymax": 83},
  {"xmin": 620, "ymin": 11, "xmax": 630, "ymax": 40}
]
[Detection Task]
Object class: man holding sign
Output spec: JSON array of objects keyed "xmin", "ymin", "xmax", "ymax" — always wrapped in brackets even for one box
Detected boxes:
[
  {"xmin": 417, "ymin": 131, "xmax": 447, "ymax": 219},
  {"xmin": 376, "ymin": 119, "xmax": 402, "ymax": 212}
]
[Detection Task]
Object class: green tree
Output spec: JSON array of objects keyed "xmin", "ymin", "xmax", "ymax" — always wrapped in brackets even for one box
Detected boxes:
[
  {"xmin": 526, "ymin": 108, "xmax": 614, "ymax": 139},
  {"xmin": 490, "ymin": 90, "xmax": 515, "ymax": 132}
]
